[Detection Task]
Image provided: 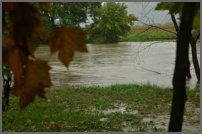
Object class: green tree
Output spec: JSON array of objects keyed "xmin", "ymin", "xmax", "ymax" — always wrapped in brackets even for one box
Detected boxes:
[
  {"xmin": 58, "ymin": 2, "xmax": 101, "ymax": 27},
  {"xmin": 32, "ymin": 2, "xmax": 101, "ymax": 44},
  {"xmin": 89, "ymin": 2, "xmax": 137, "ymax": 43}
]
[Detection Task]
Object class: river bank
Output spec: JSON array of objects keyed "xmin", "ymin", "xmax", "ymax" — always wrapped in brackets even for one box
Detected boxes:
[
  {"xmin": 3, "ymin": 84, "xmax": 200, "ymax": 132},
  {"xmin": 120, "ymin": 24, "xmax": 177, "ymax": 42}
]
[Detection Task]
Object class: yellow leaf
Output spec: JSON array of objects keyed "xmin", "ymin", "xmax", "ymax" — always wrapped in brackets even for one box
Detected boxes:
[{"xmin": 48, "ymin": 27, "xmax": 87, "ymax": 67}]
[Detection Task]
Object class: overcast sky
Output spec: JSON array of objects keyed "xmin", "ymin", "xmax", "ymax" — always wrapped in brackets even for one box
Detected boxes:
[
  {"xmin": 124, "ymin": 2, "xmax": 179, "ymax": 25},
  {"xmin": 82, "ymin": 2, "xmax": 179, "ymax": 27}
]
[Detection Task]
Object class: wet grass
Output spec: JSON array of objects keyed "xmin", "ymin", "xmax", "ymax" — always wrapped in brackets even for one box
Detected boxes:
[
  {"xmin": 120, "ymin": 24, "xmax": 177, "ymax": 42},
  {"xmin": 2, "ymin": 84, "xmax": 200, "ymax": 132}
]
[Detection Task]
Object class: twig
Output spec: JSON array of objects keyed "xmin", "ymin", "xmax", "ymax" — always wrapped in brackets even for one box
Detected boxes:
[{"xmin": 138, "ymin": 20, "xmax": 177, "ymax": 35}]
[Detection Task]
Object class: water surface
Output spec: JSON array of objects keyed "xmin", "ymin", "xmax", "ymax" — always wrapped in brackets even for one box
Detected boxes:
[{"xmin": 35, "ymin": 41, "xmax": 200, "ymax": 89}]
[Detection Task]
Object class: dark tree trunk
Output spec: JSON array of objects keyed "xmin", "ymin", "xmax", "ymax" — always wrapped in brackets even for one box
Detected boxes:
[
  {"xmin": 190, "ymin": 33, "xmax": 200, "ymax": 82},
  {"xmin": 171, "ymin": 14, "xmax": 192, "ymax": 79},
  {"xmin": 171, "ymin": 14, "xmax": 200, "ymax": 82},
  {"xmin": 168, "ymin": 3, "xmax": 196, "ymax": 132}
]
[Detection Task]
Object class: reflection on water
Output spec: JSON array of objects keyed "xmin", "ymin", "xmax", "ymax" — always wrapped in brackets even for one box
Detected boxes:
[{"xmin": 35, "ymin": 41, "xmax": 200, "ymax": 89}]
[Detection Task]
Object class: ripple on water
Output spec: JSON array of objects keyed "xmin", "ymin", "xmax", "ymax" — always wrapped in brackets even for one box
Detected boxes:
[{"xmin": 35, "ymin": 42, "xmax": 200, "ymax": 89}]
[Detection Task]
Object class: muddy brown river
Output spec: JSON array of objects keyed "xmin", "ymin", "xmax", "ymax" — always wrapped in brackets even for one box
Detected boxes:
[{"xmin": 35, "ymin": 41, "xmax": 200, "ymax": 89}]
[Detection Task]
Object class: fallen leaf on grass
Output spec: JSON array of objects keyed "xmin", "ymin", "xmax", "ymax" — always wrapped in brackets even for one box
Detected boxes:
[
  {"xmin": 63, "ymin": 108, "xmax": 68, "ymax": 111},
  {"xmin": 31, "ymin": 125, "xmax": 36, "ymax": 131},
  {"xmin": 55, "ymin": 96, "xmax": 60, "ymax": 99},
  {"xmin": 50, "ymin": 124, "xmax": 58, "ymax": 130},
  {"xmin": 43, "ymin": 115, "xmax": 49, "ymax": 119},
  {"xmin": 56, "ymin": 103, "xmax": 63, "ymax": 106},
  {"xmin": 27, "ymin": 119, "xmax": 31, "ymax": 123}
]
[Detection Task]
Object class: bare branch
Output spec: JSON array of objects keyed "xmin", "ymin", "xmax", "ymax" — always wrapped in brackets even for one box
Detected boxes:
[
  {"xmin": 195, "ymin": 31, "xmax": 200, "ymax": 42},
  {"xmin": 171, "ymin": 14, "xmax": 180, "ymax": 33},
  {"xmin": 138, "ymin": 20, "xmax": 177, "ymax": 35}
]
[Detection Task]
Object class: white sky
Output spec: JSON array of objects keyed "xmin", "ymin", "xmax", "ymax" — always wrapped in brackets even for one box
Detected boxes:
[
  {"xmin": 124, "ymin": 2, "xmax": 179, "ymax": 25},
  {"xmin": 56, "ymin": 2, "xmax": 179, "ymax": 27},
  {"xmin": 83, "ymin": 2, "xmax": 179, "ymax": 27}
]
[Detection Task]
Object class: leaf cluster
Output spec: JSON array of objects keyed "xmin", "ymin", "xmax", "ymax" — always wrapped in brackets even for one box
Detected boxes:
[
  {"xmin": 155, "ymin": 2, "xmax": 200, "ymax": 29},
  {"xmin": 2, "ymin": 2, "xmax": 87, "ymax": 110}
]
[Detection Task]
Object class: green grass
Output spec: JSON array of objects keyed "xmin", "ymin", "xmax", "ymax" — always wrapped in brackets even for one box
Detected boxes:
[
  {"xmin": 2, "ymin": 84, "xmax": 200, "ymax": 132},
  {"xmin": 120, "ymin": 24, "xmax": 177, "ymax": 42},
  {"xmin": 120, "ymin": 30, "xmax": 177, "ymax": 42},
  {"xmin": 86, "ymin": 24, "xmax": 178, "ymax": 43}
]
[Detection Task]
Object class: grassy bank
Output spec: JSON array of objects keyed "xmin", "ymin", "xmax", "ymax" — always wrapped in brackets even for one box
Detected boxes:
[
  {"xmin": 2, "ymin": 84, "xmax": 200, "ymax": 132},
  {"xmin": 120, "ymin": 24, "xmax": 177, "ymax": 42}
]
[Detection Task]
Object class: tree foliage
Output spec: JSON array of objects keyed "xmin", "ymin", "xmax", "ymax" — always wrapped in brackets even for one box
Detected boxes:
[
  {"xmin": 33, "ymin": 2, "xmax": 101, "ymax": 33},
  {"xmin": 58, "ymin": 2, "xmax": 101, "ymax": 27},
  {"xmin": 88, "ymin": 2, "xmax": 137, "ymax": 43},
  {"xmin": 155, "ymin": 2, "xmax": 200, "ymax": 29},
  {"xmin": 2, "ymin": 2, "xmax": 87, "ymax": 110}
]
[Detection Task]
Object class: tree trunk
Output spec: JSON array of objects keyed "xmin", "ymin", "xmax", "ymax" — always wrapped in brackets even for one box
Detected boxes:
[
  {"xmin": 168, "ymin": 3, "xmax": 196, "ymax": 132},
  {"xmin": 171, "ymin": 14, "xmax": 192, "ymax": 79},
  {"xmin": 190, "ymin": 34, "xmax": 200, "ymax": 82},
  {"xmin": 171, "ymin": 14, "xmax": 200, "ymax": 81}
]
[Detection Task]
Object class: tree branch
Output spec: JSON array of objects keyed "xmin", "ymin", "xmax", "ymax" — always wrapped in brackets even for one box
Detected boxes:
[
  {"xmin": 138, "ymin": 20, "xmax": 177, "ymax": 35},
  {"xmin": 195, "ymin": 31, "xmax": 200, "ymax": 42},
  {"xmin": 171, "ymin": 14, "xmax": 180, "ymax": 33}
]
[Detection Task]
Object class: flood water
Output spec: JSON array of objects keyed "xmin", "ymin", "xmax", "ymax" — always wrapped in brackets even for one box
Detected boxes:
[{"xmin": 35, "ymin": 41, "xmax": 200, "ymax": 89}]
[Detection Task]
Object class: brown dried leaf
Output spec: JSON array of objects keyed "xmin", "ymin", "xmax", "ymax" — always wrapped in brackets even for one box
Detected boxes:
[
  {"xmin": 27, "ymin": 119, "xmax": 32, "ymax": 123},
  {"xmin": 3, "ymin": 2, "xmax": 18, "ymax": 12},
  {"xmin": 8, "ymin": 3, "xmax": 47, "ymax": 56},
  {"xmin": 50, "ymin": 124, "xmax": 58, "ymax": 130},
  {"xmin": 19, "ymin": 59, "xmax": 52, "ymax": 110},
  {"xmin": 58, "ymin": 42, "xmax": 74, "ymax": 67},
  {"xmin": 4, "ymin": 46, "xmax": 27, "ymax": 96},
  {"xmin": 2, "ymin": 36, "xmax": 14, "ymax": 64},
  {"xmin": 3, "ymin": 6, "xmax": 6, "ymax": 30},
  {"xmin": 39, "ymin": 2, "xmax": 51, "ymax": 12},
  {"xmin": 48, "ymin": 27, "xmax": 87, "ymax": 67}
]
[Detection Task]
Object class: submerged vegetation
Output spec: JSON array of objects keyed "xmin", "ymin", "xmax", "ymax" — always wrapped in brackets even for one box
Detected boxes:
[{"xmin": 3, "ymin": 84, "xmax": 200, "ymax": 132}]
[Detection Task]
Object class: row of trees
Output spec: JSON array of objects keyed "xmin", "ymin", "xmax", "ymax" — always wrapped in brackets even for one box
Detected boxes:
[{"xmin": 33, "ymin": 2, "xmax": 136, "ymax": 43}]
